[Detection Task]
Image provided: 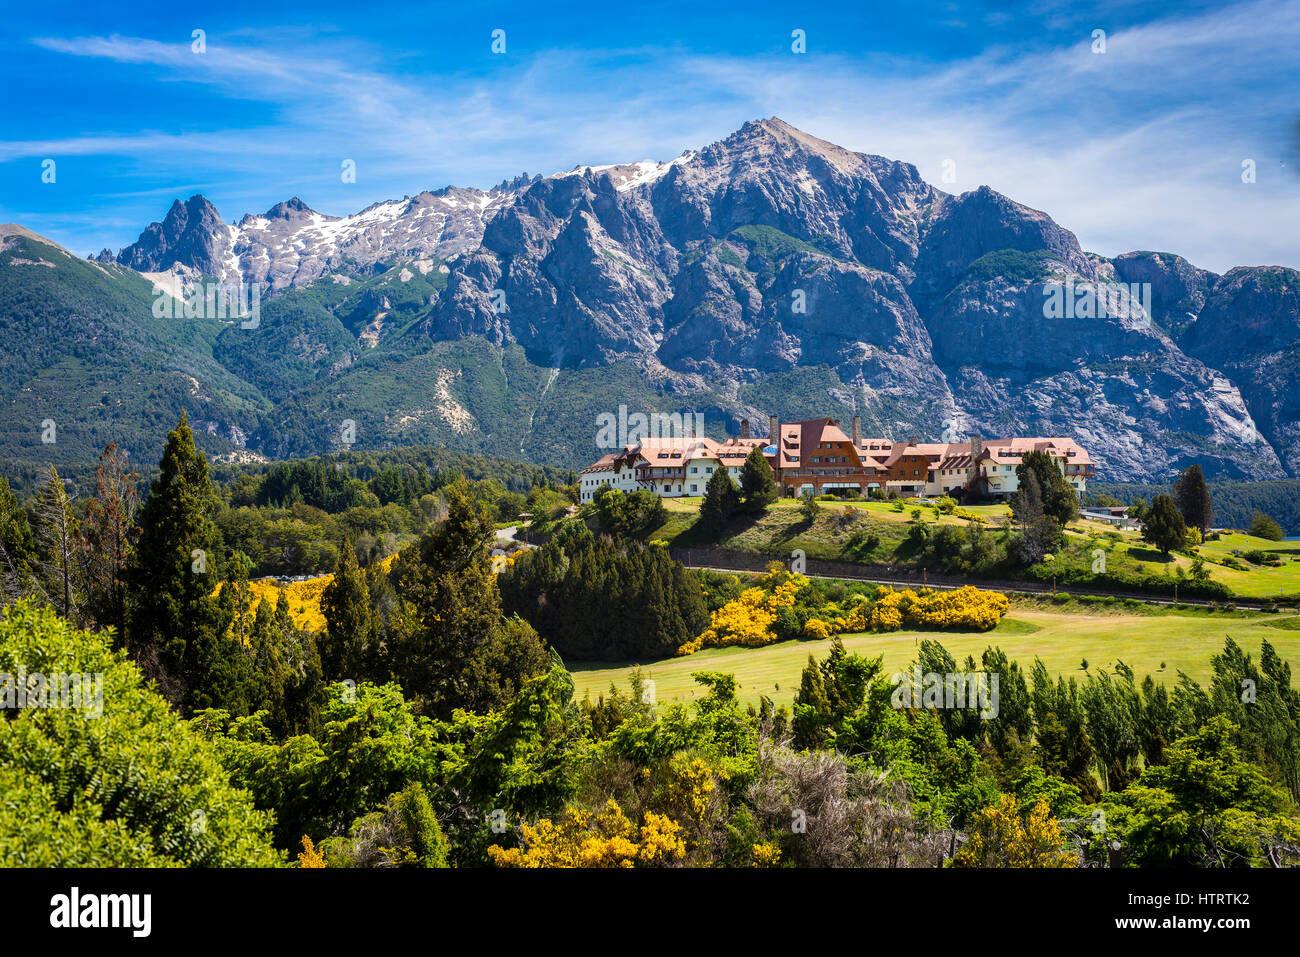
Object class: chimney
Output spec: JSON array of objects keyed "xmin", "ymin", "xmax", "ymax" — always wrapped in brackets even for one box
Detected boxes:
[
  {"xmin": 769, "ymin": 415, "xmax": 780, "ymax": 441},
  {"xmin": 851, "ymin": 415, "xmax": 861, "ymax": 445},
  {"xmin": 909, "ymin": 435, "xmax": 919, "ymax": 447},
  {"xmin": 969, "ymin": 434, "xmax": 984, "ymax": 458},
  {"xmin": 740, "ymin": 418, "xmax": 750, "ymax": 439}
]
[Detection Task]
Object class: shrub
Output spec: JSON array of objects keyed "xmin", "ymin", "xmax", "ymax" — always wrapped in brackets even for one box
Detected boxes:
[{"xmin": 868, "ymin": 586, "xmax": 1008, "ymax": 633}]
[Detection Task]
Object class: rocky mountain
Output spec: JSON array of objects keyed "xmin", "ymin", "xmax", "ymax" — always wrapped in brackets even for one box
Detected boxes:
[
  {"xmin": 2, "ymin": 119, "xmax": 1296, "ymax": 481},
  {"xmin": 117, "ymin": 175, "xmax": 538, "ymax": 291}
]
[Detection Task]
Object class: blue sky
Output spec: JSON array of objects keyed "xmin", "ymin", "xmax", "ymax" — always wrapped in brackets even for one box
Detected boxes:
[{"xmin": 2, "ymin": 0, "xmax": 1297, "ymax": 271}]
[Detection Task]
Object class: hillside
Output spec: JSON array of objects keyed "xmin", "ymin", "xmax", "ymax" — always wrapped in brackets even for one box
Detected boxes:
[{"xmin": 2, "ymin": 120, "xmax": 1298, "ymax": 481}]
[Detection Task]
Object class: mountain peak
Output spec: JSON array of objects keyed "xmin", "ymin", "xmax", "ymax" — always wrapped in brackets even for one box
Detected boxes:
[
  {"xmin": 264, "ymin": 196, "xmax": 316, "ymax": 219},
  {"xmin": 117, "ymin": 193, "xmax": 229, "ymax": 275}
]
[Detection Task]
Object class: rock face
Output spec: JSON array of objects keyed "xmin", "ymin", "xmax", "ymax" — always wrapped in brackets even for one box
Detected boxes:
[
  {"xmin": 88, "ymin": 117, "xmax": 1300, "ymax": 480},
  {"xmin": 117, "ymin": 195, "xmax": 232, "ymax": 278},
  {"xmin": 1182, "ymin": 266, "xmax": 1300, "ymax": 475},
  {"xmin": 116, "ymin": 180, "xmax": 537, "ymax": 291}
]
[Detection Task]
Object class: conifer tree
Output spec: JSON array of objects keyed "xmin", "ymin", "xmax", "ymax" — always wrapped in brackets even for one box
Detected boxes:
[
  {"xmin": 1141, "ymin": 494, "xmax": 1187, "ymax": 556},
  {"xmin": 739, "ymin": 446, "xmax": 778, "ymax": 513},
  {"xmin": 388, "ymin": 483, "xmax": 549, "ymax": 716},
  {"xmin": 1014, "ymin": 450, "xmax": 1078, "ymax": 527},
  {"xmin": 126, "ymin": 411, "xmax": 224, "ymax": 705},
  {"xmin": 32, "ymin": 466, "xmax": 79, "ymax": 622},
  {"xmin": 1172, "ymin": 464, "xmax": 1213, "ymax": 534},
  {"xmin": 700, "ymin": 468, "xmax": 740, "ymax": 530},
  {"xmin": 320, "ymin": 536, "xmax": 375, "ymax": 680}
]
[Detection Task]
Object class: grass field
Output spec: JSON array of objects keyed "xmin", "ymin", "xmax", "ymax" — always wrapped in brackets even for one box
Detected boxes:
[
  {"xmin": 643, "ymin": 495, "xmax": 1300, "ymax": 600},
  {"xmin": 569, "ymin": 606, "xmax": 1300, "ymax": 708}
]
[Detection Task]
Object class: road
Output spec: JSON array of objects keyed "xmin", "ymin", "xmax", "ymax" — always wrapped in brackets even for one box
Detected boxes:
[{"xmin": 672, "ymin": 549, "xmax": 1294, "ymax": 613}]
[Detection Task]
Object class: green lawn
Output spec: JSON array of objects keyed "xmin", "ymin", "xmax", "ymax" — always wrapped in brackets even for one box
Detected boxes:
[
  {"xmin": 570, "ymin": 607, "xmax": 1300, "ymax": 708},
  {"xmin": 639, "ymin": 495, "xmax": 1300, "ymax": 601}
]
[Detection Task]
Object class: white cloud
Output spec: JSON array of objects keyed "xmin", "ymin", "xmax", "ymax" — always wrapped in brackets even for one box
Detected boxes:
[{"xmin": 10, "ymin": 0, "xmax": 1300, "ymax": 269}]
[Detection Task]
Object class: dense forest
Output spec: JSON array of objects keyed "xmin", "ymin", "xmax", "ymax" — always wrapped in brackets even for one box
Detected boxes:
[{"xmin": 2, "ymin": 415, "xmax": 1299, "ymax": 869}]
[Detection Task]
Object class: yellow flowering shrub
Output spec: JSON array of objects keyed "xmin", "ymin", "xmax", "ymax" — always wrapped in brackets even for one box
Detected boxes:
[
  {"xmin": 223, "ymin": 554, "xmax": 400, "ymax": 633},
  {"xmin": 950, "ymin": 795, "xmax": 1077, "ymax": 868},
  {"xmin": 487, "ymin": 800, "xmax": 687, "ymax": 868},
  {"xmin": 297, "ymin": 836, "xmax": 326, "ymax": 868},
  {"xmin": 802, "ymin": 618, "xmax": 832, "ymax": 640},
  {"xmin": 751, "ymin": 842, "xmax": 782, "ymax": 867},
  {"xmin": 867, "ymin": 586, "xmax": 1007, "ymax": 633},
  {"xmin": 664, "ymin": 756, "xmax": 729, "ymax": 827},
  {"xmin": 678, "ymin": 572, "xmax": 804, "ymax": 655}
]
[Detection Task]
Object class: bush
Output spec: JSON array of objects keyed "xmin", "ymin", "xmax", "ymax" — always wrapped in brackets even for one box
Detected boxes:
[
  {"xmin": 868, "ymin": 585, "xmax": 1008, "ymax": 633},
  {"xmin": 0, "ymin": 601, "xmax": 283, "ymax": 866}
]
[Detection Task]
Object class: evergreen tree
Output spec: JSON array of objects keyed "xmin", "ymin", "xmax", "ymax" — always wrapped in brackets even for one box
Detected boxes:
[
  {"xmin": 1141, "ymin": 494, "xmax": 1187, "ymax": 556},
  {"xmin": 126, "ymin": 411, "xmax": 224, "ymax": 706},
  {"xmin": 1014, "ymin": 450, "xmax": 1078, "ymax": 526},
  {"xmin": 739, "ymin": 446, "xmax": 778, "ymax": 513},
  {"xmin": 319, "ymin": 536, "xmax": 376, "ymax": 680},
  {"xmin": 1172, "ymin": 464, "xmax": 1213, "ymax": 534},
  {"xmin": 388, "ymin": 483, "xmax": 549, "ymax": 717},
  {"xmin": 32, "ymin": 466, "xmax": 79, "ymax": 622},
  {"xmin": 699, "ymin": 467, "xmax": 741, "ymax": 530},
  {"xmin": 792, "ymin": 654, "xmax": 832, "ymax": 750}
]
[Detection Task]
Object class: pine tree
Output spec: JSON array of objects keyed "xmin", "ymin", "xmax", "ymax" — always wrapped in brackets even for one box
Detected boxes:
[
  {"xmin": 126, "ymin": 411, "xmax": 224, "ymax": 706},
  {"xmin": 700, "ymin": 468, "xmax": 740, "ymax": 530},
  {"xmin": 1171, "ymin": 464, "xmax": 1213, "ymax": 534},
  {"xmin": 32, "ymin": 466, "xmax": 79, "ymax": 622},
  {"xmin": 1015, "ymin": 450, "xmax": 1078, "ymax": 526},
  {"xmin": 739, "ymin": 446, "xmax": 778, "ymax": 513},
  {"xmin": 792, "ymin": 654, "xmax": 832, "ymax": 749},
  {"xmin": 320, "ymin": 537, "xmax": 375, "ymax": 680},
  {"xmin": 388, "ymin": 483, "xmax": 549, "ymax": 717},
  {"xmin": 1141, "ymin": 494, "xmax": 1187, "ymax": 556}
]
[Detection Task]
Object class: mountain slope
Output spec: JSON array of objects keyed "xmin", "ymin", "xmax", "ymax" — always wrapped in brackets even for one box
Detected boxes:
[{"xmin": 1, "ymin": 119, "xmax": 1296, "ymax": 481}]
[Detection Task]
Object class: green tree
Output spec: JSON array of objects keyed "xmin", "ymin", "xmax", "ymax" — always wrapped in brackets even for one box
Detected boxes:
[
  {"xmin": 319, "ymin": 536, "xmax": 377, "ymax": 681},
  {"xmin": 1103, "ymin": 717, "xmax": 1300, "ymax": 867},
  {"xmin": 1141, "ymin": 494, "xmax": 1187, "ymax": 556},
  {"xmin": 0, "ymin": 601, "xmax": 282, "ymax": 866},
  {"xmin": 739, "ymin": 446, "xmax": 778, "ymax": 513},
  {"xmin": 1014, "ymin": 450, "xmax": 1078, "ymax": 526},
  {"xmin": 387, "ymin": 483, "xmax": 550, "ymax": 717},
  {"xmin": 126, "ymin": 411, "xmax": 225, "ymax": 706},
  {"xmin": 321, "ymin": 783, "xmax": 450, "ymax": 868},
  {"xmin": 1248, "ymin": 511, "xmax": 1284, "ymax": 541},
  {"xmin": 1172, "ymin": 464, "xmax": 1213, "ymax": 534},
  {"xmin": 1009, "ymin": 470, "xmax": 1060, "ymax": 566},
  {"xmin": 699, "ymin": 467, "xmax": 741, "ymax": 530}
]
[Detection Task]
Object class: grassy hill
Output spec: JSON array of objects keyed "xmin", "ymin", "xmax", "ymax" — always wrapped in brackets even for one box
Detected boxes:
[{"xmin": 639, "ymin": 496, "xmax": 1300, "ymax": 601}]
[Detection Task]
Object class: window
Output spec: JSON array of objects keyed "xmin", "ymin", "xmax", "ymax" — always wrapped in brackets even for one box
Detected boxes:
[
  {"xmin": 690, "ymin": 466, "xmax": 697, "ymax": 474},
  {"xmin": 690, "ymin": 484, "xmax": 697, "ymax": 493}
]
